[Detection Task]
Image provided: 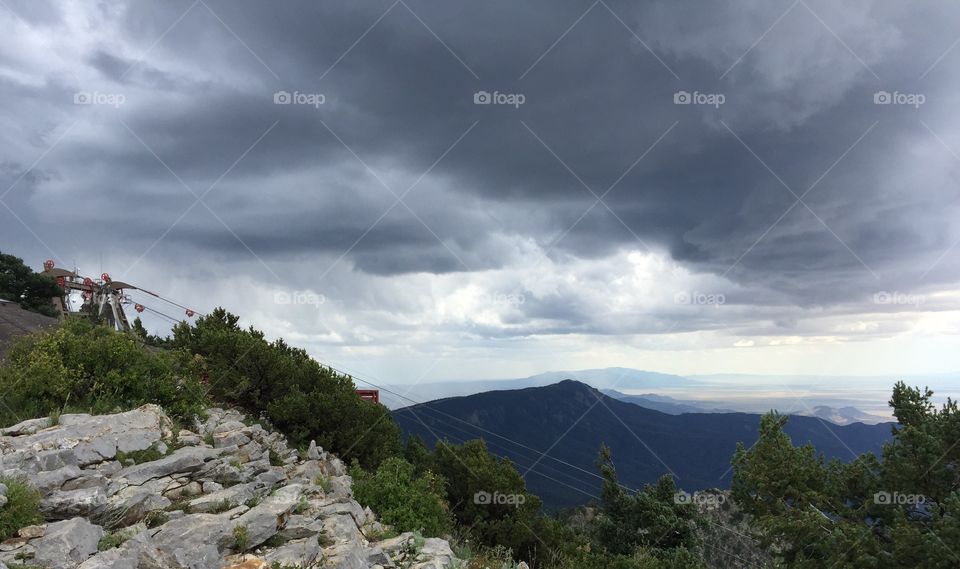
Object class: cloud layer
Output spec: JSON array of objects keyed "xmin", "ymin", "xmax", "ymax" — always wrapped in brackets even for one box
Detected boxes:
[{"xmin": 2, "ymin": 0, "xmax": 959, "ymax": 381}]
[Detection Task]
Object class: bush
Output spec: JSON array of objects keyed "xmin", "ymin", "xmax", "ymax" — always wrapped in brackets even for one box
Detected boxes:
[
  {"xmin": 350, "ymin": 457, "xmax": 451, "ymax": 536},
  {"xmin": 98, "ymin": 531, "xmax": 129, "ymax": 551},
  {"xmin": 232, "ymin": 524, "xmax": 249, "ymax": 551},
  {"xmin": 170, "ymin": 309, "xmax": 401, "ymax": 468},
  {"xmin": 0, "ymin": 478, "xmax": 43, "ymax": 541},
  {"xmin": 0, "ymin": 318, "xmax": 207, "ymax": 427}
]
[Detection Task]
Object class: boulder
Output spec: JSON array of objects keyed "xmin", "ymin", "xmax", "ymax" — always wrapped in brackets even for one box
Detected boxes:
[
  {"xmin": 307, "ymin": 440, "xmax": 321, "ymax": 460},
  {"xmin": 62, "ymin": 473, "xmax": 108, "ymax": 492},
  {"xmin": 188, "ymin": 482, "xmax": 258, "ymax": 513},
  {"xmin": 37, "ymin": 449, "xmax": 79, "ymax": 472},
  {"xmin": 41, "ymin": 487, "xmax": 108, "ymax": 519},
  {"xmin": 417, "ymin": 538, "xmax": 456, "ymax": 567},
  {"xmin": 73, "ymin": 438, "xmax": 117, "ymax": 466},
  {"xmin": 116, "ymin": 447, "xmax": 223, "ymax": 485},
  {"xmin": 213, "ymin": 431, "xmax": 250, "ymax": 449},
  {"xmin": 150, "ymin": 513, "xmax": 234, "ymax": 557},
  {"xmin": 18, "ymin": 524, "xmax": 46, "ymax": 538},
  {"xmin": 100, "ymin": 491, "xmax": 171, "ymax": 527},
  {"xmin": 34, "ymin": 465, "xmax": 84, "ymax": 494},
  {"xmin": 263, "ymin": 538, "xmax": 321, "ymax": 566},
  {"xmin": 0, "ymin": 416, "xmax": 51, "ymax": 436},
  {"xmin": 232, "ymin": 484, "xmax": 304, "ymax": 548},
  {"xmin": 323, "ymin": 541, "xmax": 368, "ymax": 569},
  {"xmin": 200, "ymin": 461, "xmax": 243, "ymax": 485},
  {"xmin": 32, "ymin": 518, "xmax": 104, "ymax": 569},
  {"xmin": 221, "ymin": 554, "xmax": 268, "ymax": 569}
]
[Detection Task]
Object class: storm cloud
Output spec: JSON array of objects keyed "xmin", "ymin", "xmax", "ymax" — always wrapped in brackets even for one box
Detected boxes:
[{"xmin": 1, "ymin": 0, "xmax": 958, "ymax": 381}]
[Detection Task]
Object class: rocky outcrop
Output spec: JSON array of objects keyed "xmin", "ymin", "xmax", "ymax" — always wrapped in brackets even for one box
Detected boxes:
[{"xmin": 0, "ymin": 406, "xmax": 461, "ymax": 569}]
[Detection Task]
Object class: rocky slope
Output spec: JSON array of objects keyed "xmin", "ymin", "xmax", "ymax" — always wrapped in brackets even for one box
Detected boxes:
[{"xmin": 0, "ymin": 405, "xmax": 459, "ymax": 569}]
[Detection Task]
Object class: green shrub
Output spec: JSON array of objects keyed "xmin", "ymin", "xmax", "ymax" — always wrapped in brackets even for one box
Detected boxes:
[
  {"xmin": 0, "ymin": 478, "xmax": 43, "ymax": 541},
  {"xmin": 232, "ymin": 524, "xmax": 249, "ymax": 551},
  {"xmin": 314, "ymin": 475, "xmax": 333, "ymax": 493},
  {"xmin": 209, "ymin": 499, "xmax": 233, "ymax": 514},
  {"xmin": 294, "ymin": 496, "xmax": 309, "ymax": 514},
  {"xmin": 143, "ymin": 510, "xmax": 169, "ymax": 529},
  {"xmin": 115, "ymin": 445, "xmax": 165, "ymax": 466},
  {"xmin": 268, "ymin": 448, "xmax": 284, "ymax": 467},
  {"xmin": 98, "ymin": 531, "xmax": 129, "ymax": 551},
  {"xmin": 350, "ymin": 457, "xmax": 451, "ymax": 536},
  {"xmin": 0, "ymin": 318, "xmax": 207, "ymax": 427},
  {"xmin": 169, "ymin": 309, "xmax": 401, "ymax": 469}
]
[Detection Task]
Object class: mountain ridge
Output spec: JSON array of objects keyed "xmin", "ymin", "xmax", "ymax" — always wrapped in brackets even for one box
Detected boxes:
[{"xmin": 393, "ymin": 380, "xmax": 894, "ymax": 509}]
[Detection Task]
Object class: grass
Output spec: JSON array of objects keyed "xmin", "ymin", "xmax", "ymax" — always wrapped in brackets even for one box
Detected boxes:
[
  {"xmin": 314, "ymin": 475, "xmax": 333, "ymax": 493},
  {"xmin": 263, "ymin": 534, "xmax": 289, "ymax": 548},
  {"xmin": 208, "ymin": 499, "xmax": 234, "ymax": 514},
  {"xmin": 366, "ymin": 527, "xmax": 399, "ymax": 542},
  {"xmin": 294, "ymin": 496, "xmax": 309, "ymax": 514},
  {"xmin": 166, "ymin": 498, "xmax": 193, "ymax": 514},
  {"xmin": 268, "ymin": 448, "xmax": 284, "ymax": 467},
  {"xmin": 402, "ymin": 531, "xmax": 426, "ymax": 557},
  {"xmin": 115, "ymin": 445, "xmax": 165, "ymax": 465},
  {"xmin": 317, "ymin": 529, "xmax": 334, "ymax": 547},
  {"xmin": 0, "ymin": 477, "xmax": 43, "ymax": 541},
  {"xmin": 232, "ymin": 524, "xmax": 250, "ymax": 551},
  {"xmin": 144, "ymin": 510, "xmax": 169, "ymax": 529},
  {"xmin": 245, "ymin": 494, "xmax": 263, "ymax": 508},
  {"xmin": 98, "ymin": 531, "xmax": 129, "ymax": 551}
]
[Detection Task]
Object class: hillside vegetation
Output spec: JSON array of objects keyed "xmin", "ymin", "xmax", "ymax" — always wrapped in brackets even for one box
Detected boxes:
[{"xmin": 0, "ymin": 298, "xmax": 957, "ymax": 567}]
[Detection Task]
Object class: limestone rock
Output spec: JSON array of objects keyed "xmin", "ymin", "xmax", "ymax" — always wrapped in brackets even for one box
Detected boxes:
[
  {"xmin": 0, "ymin": 405, "xmax": 462, "ymax": 569},
  {"xmin": 307, "ymin": 440, "xmax": 321, "ymax": 460},
  {"xmin": 116, "ymin": 446, "xmax": 223, "ymax": 485},
  {"xmin": 32, "ymin": 518, "xmax": 104, "ymax": 569},
  {"xmin": 188, "ymin": 482, "xmax": 258, "ymax": 513},
  {"xmin": 18, "ymin": 524, "xmax": 46, "ymax": 538},
  {"xmin": 0, "ymin": 416, "xmax": 52, "ymax": 436},
  {"xmin": 232, "ymin": 484, "xmax": 305, "ymax": 548},
  {"xmin": 34, "ymin": 465, "xmax": 84, "ymax": 494},
  {"xmin": 41, "ymin": 487, "xmax": 108, "ymax": 519}
]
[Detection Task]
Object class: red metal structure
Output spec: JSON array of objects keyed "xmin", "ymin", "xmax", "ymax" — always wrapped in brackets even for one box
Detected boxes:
[
  {"xmin": 40, "ymin": 260, "xmax": 202, "ymax": 331},
  {"xmin": 356, "ymin": 389, "xmax": 380, "ymax": 404}
]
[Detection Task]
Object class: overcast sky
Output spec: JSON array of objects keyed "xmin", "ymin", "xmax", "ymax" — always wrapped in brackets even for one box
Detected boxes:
[{"xmin": 2, "ymin": 0, "xmax": 958, "ymax": 384}]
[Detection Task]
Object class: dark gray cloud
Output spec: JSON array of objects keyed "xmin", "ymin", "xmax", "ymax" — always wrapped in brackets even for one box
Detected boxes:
[{"xmin": 1, "ymin": 0, "xmax": 959, "ymax": 369}]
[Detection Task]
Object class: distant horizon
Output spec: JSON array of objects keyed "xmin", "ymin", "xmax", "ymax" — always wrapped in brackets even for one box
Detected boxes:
[{"xmin": 377, "ymin": 365, "xmax": 960, "ymax": 385}]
